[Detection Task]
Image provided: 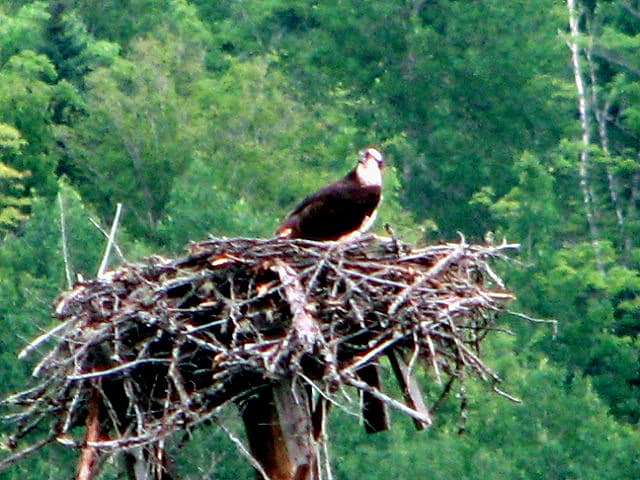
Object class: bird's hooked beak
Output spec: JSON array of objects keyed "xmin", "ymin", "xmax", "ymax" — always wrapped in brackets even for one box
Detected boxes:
[{"xmin": 358, "ymin": 147, "xmax": 385, "ymax": 168}]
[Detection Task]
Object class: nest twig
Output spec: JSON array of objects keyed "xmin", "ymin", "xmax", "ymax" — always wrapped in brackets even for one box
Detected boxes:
[{"xmin": 1, "ymin": 235, "xmax": 517, "ymax": 471}]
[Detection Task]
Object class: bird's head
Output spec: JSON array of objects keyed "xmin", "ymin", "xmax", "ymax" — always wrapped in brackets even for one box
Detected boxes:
[
  {"xmin": 355, "ymin": 147, "xmax": 384, "ymax": 186},
  {"xmin": 358, "ymin": 147, "xmax": 385, "ymax": 169}
]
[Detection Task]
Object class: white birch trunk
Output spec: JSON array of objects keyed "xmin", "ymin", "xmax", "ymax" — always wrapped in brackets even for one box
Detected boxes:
[
  {"xmin": 566, "ymin": 0, "xmax": 605, "ymax": 273},
  {"xmin": 627, "ymin": 171, "xmax": 640, "ymax": 253},
  {"xmin": 585, "ymin": 41, "xmax": 627, "ymax": 239}
]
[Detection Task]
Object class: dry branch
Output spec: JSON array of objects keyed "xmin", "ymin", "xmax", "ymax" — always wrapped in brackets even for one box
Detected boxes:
[{"xmin": 1, "ymin": 235, "xmax": 517, "ymax": 476}]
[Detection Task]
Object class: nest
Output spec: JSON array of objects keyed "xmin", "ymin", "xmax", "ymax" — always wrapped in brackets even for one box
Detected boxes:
[{"xmin": 1, "ymin": 235, "xmax": 516, "ymax": 472}]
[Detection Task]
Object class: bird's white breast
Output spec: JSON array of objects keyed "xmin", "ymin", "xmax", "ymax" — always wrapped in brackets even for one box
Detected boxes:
[{"xmin": 356, "ymin": 157, "xmax": 382, "ymax": 186}]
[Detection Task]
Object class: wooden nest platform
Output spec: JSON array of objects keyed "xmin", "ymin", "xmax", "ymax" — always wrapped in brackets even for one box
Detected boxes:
[{"xmin": 2, "ymin": 235, "xmax": 517, "ymax": 479}]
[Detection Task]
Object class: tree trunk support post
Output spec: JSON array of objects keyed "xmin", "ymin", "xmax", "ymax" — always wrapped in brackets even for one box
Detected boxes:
[{"xmin": 242, "ymin": 378, "xmax": 320, "ymax": 480}]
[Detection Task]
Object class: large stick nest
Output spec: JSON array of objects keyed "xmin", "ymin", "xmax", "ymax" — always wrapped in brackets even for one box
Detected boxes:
[{"xmin": 2, "ymin": 235, "xmax": 516, "ymax": 461}]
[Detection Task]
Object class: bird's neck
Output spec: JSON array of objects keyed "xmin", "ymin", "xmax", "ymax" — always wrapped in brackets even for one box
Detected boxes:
[{"xmin": 354, "ymin": 158, "xmax": 382, "ymax": 187}]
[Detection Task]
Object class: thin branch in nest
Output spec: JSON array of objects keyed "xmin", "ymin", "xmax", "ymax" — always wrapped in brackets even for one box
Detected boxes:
[
  {"xmin": 269, "ymin": 259, "xmax": 321, "ymax": 349},
  {"xmin": 506, "ymin": 310, "xmax": 558, "ymax": 337},
  {"xmin": 68, "ymin": 359, "xmax": 170, "ymax": 381},
  {"xmin": 344, "ymin": 374, "xmax": 432, "ymax": 427},
  {"xmin": 19, "ymin": 319, "xmax": 73, "ymax": 360},
  {"xmin": 215, "ymin": 417, "xmax": 271, "ymax": 480},
  {"xmin": 297, "ymin": 373, "xmax": 359, "ymax": 419},
  {"xmin": 58, "ymin": 192, "xmax": 73, "ymax": 289},
  {"xmin": 492, "ymin": 385, "xmax": 522, "ymax": 403},
  {"xmin": 341, "ymin": 332, "xmax": 402, "ymax": 377},
  {"xmin": 88, "ymin": 217, "xmax": 125, "ymax": 263},
  {"xmin": 97, "ymin": 203, "xmax": 123, "ymax": 278},
  {"xmin": 424, "ymin": 334, "xmax": 442, "ymax": 385},
  {"xmin": 0, "ymin": 435, "xmax": 56, "ymax": 470}
]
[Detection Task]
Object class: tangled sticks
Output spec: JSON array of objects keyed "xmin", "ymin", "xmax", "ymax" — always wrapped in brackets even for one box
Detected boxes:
[{"xmin": 2, "ymin": 235, "xmax": 517, "ymax": 478}]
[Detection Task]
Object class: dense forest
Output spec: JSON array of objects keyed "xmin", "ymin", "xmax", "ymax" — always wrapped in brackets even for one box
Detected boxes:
[{"xmin": 1, "ymin": 0, "xmax": 640, "ymax": 478}]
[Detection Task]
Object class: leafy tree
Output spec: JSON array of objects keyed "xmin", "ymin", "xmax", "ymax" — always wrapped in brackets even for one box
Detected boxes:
[
  {"xmin": 0, "ymin": 123, "xmax": 30, "ymax": 236},
  {"xmin": 0, "ymin": 1, "xmax": 49, "ymax": 60},
  {"xmin": 0, "ymin": 49, "xmax": 60, "ymax": 198},
  {"xmin": 59, "ymin": 33, "xmax": 204, "ymax": 239},
  {"xmin": 476, "ymin": 151, "xmax": 561, "ymax": 257},
  {"xmin": 68, "ymin": 0, "xmax": 208, "ymax": 52},
  {"xmin": 195, "ymin": 0, "xmax": 572, "ymax": 239},
  {"xmin": 330, "ymin": 336, "xmax": 640, "ymax": 480},
  {"xmin": 161, "ymin": 57, "xmax": 418, "ymax": 250},
  {"xmin": 40, "ymin": 1, "xmax": 91, "ymax": 88}
]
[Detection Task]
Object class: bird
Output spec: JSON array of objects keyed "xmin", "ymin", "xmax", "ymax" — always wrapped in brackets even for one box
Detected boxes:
[
  {"xmin": 276, "ymin": 147, "xmax": 385, "ymax": 241},
  {"xmin": 276, "ymin": 146, "xmax": 389, "ymax": 434}
]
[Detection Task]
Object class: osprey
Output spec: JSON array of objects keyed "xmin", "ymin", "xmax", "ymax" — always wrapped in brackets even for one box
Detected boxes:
[{"xmin": 276, "ymin": 147, "xmax": 384, "ymax": 241}]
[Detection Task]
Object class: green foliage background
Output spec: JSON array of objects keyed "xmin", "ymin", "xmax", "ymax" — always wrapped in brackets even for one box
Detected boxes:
[{"xmin": 0, "ymin": 0, "xmax": 639, "ymax": 478}]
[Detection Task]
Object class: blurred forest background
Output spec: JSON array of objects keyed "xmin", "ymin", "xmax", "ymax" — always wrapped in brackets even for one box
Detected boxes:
[{"xmin": 1, "ymin": 0, "xmax": 640, "ymax": 478}]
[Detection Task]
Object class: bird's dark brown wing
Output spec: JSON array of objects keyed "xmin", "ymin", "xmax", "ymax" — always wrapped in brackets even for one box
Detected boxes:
[{"xmin": 276, "ymin": 179, "xmax": 381, "ymax": 241}]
